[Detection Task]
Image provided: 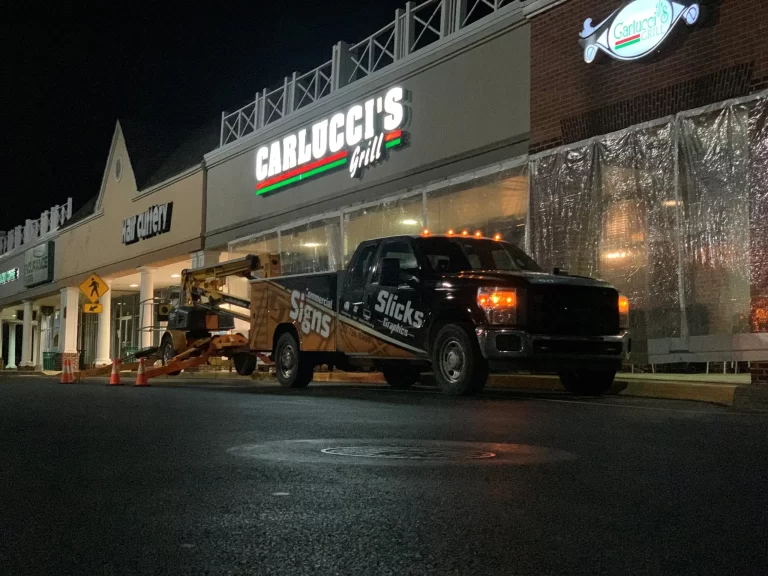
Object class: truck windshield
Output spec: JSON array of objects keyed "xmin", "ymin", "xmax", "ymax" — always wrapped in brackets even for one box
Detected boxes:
[{"xmin": 417, "ymin": 237, "xmax": 543, "ymax": 273}]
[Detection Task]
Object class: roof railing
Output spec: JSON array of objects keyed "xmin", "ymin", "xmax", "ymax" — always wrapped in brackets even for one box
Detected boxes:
[
  {"xmin": 0, "ymin": 198, "xmax": 73, "ymax": 259},
  {"xmin": 219, "ymin": 0, "xmax": 519, "ymax": 147}
]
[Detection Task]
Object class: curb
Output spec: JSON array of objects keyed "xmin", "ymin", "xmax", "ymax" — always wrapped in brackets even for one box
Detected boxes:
[{"xmin": 12, "ymin": 370, "xmax": 739, "ymax": 406}]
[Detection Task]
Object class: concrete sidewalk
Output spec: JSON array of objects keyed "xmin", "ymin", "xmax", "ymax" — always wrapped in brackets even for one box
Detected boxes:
[
  {"xmin": 75, "ymin": 369, "xmax": 756, "ymax": 406},
  {"xmin": 18, "ymin": 367, "xmax": 751, "ymax": 406}
]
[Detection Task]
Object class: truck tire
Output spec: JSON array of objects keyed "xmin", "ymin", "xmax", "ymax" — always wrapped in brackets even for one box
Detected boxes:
[
  {"xmin": 275, "ymin": 332, "xmax": 313, "ymax": 388},
  {"xmin": 432, "ymin": 323, "xmax": 488, "ymax": 396},
  {"xmin": 382, "ymin": 364, "xmax": 419, "ymax": 389},
  {"xmin": 233, "ymin": 353, "xmax": 257, "ymax": 376},
  {"xmin": 161, "ymin": 336, "xmax": 181, "ymax": 376},
  {"xmin": 558, "ymin": 369, "xmax": 616, "ymax": 396}
]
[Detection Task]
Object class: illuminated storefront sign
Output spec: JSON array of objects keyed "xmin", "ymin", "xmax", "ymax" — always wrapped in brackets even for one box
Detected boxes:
[
  {"xmin": 24, "ymin": 242, "xmax": 55, "ymax": 287},
  {"xmin": 255, "ymin": 86, "xmax": 409, "ymax": 195},
  {"xmin": 0, "ymin": 268, "xmax": 19, "ymax": 285},
  {"xmin": 122, "ymin": 202, "xmax": 174, "ymax": 245},
  {"xmin": 579, "ymin": 0, "xmax": 700, "ymax": 63}
]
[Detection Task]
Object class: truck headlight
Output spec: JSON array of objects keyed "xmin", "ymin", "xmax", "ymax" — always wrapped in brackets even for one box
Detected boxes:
[
  {"xmin": 477, "ymin": 288, "xmax": 517, "ymax": 325},
  {"xmin": 618, "ymin": 294, "xmax": 630, "ymax": 330}
]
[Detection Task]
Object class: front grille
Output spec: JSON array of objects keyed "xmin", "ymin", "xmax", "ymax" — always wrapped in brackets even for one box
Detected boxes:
[
  {"xmin": 527, "ymin": 285, "xmax": 619, "ymax": 337},
  {"xmin": 532, "ymin": 339, "xmax": 623, "ymax": 356}
]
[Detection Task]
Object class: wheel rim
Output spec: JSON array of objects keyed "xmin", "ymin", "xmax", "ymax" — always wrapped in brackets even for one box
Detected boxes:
[
  {"xmin": 163, "ymin": 342, "xmax": 174, "ymax": 364},
  {"xmin": 440, "ymin": 338, "xmax": 466, "ymax": 384},
  {"xmin": 280, "ymin": 343, "xmax": 296, "ymax": 379}
]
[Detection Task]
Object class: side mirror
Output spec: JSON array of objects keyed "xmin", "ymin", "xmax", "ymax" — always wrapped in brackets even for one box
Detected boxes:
[{"xmin": 380, "ymin": 258, "xmax": 400, "ymax": 286}]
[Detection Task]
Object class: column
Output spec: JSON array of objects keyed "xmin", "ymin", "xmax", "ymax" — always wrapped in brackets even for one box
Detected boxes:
[
  {"xmin": 94, "ymin": 279, "xmax": 113, "ymax": 365},
  {"xmin": 20, "ymin": 300, "xmax": 34, "ymax": 368},
  {"xmin": 6, "ymin": 324, "xmax": 17, "ymax": 369},
  {"xmin": 59, "ymin": 287, "xmax": 80, "ymax": 369},
  {"xmin": 139, "ymin": 267, "xmax": 154, "ymax": 349},
  {"xmin": 0, "ymin": 318, "xmax": 4, "ymax": 366}
]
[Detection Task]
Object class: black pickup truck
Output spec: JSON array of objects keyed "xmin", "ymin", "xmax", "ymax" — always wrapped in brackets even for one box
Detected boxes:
[{"xmin": 248, "ymin": 234, "xmax": 630, "ymax": 396}]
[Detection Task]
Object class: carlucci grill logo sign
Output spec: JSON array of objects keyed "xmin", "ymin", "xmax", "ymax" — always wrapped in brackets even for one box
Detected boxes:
[
  {"xmin": 254, "ymin": 86, "xmax": 409, "ymax": 195},
  {"xmin": 579, "ymin": 0, "xmax": 700, "ymax": 63}
]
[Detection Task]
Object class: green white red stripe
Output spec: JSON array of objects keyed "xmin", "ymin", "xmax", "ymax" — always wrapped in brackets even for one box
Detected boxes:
[
  {"xmin": 614, "ymin": 33, "xmax": 641, "ymax": 50},
  {"xmin": 255, "ymin": 130, "xmax": 405, "ymax": 195}
]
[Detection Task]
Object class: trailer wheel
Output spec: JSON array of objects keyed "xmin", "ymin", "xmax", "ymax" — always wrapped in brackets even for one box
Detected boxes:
[
  {"xmin": 161, "ymin": 336, "xmax": 181, "ymax": 376},
  {"xmin": 275, "ymin": 332, "xmax": 313, "ymax": 388},
  {"xmin": 432, "ymin": 323, "xmax": 488, "ymax": 396},
  {"xmin": 233, "ymin": 353, "xmax": 257, "ymax": 376},
  {"xmin": 558, "ymin": 369, "xmax": 615, "ymax": 396},
  {"xmin": 382, "ymin": 364, "xmax": 419, "ymax": 389}
]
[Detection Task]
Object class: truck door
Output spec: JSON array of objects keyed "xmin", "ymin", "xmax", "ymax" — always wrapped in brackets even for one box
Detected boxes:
[
  {"xmin": 367, "ymin": 238, "xmax": 427, "ymax": 355},
  {"xmin": 339, "ymin": 241, "xmax": 380, "ymax": 327}
]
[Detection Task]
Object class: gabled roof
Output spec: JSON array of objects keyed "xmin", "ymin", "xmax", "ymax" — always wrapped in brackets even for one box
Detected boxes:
[{"xmin": 121, "ymin": 118, "xmax": 220, "ymax": 191}]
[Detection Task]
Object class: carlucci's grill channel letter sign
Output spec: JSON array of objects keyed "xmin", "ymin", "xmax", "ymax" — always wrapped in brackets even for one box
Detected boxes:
[
  {"xmin": 254, "ymin": 86, "xmax": 409, "ymax": 195},
  {"xmin": 24, "ymin": 242, "xmax": 55, "ymax": 287},
  {"xmin": 122, "ymin": 202, "xmax": 174, "ymax": 245},
  {"xmin": 579, "ymin": 0, "xmax": 700, "ymax": 63}
]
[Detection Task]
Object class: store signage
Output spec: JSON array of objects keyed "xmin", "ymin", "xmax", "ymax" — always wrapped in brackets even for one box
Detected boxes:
[
  {"xmin": 24, "ymin": 241, "xmax": 55, "ymax": 287},
  {"xmin": 122, "ymin": 202, "xmax": 174, "ymax": 245},
  {"xmin": 255, "ymin": 86, "xmax": 409, "ymax": 195},
  {"xmin": 579, "ymin": 1, "xmax": 700, "ymax": 63},
  {"xmin": 0, "ymin": 268, "xmax": 19, "ymax": 286}
]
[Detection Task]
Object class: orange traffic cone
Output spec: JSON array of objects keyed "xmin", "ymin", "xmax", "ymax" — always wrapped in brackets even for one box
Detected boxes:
[
  {"xmin": 135, "ymin": 358, "xmax": 149, "ymax": 387},
  {"xmin": 108, "ymin": 359, "xmax": 122, "ymax": 386},
  {"xmin": 60, "ymin": 359, "xmax": 74, "ymax": 384}
]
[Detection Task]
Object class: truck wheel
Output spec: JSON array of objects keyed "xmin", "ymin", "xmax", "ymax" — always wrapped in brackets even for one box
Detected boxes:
[
  {"xmin": 558, "ymin": 369, "xmax": 616, "ymax": 396},
  {"xmin": 432, "ymin": 323, "xmax": 488, "ymax": 396},
  {"xmin": 382, "ymin": 364, "xmax": 419, "ymax": 389},
  {"xmin": 161, "ymin": 336, "xmax": 181, "ymax": 376},
  {"xmin": 233, "ymin": 353, "xmax": 257, "ymax": 376},
  {"xmin": 275, "ymin": 332, "xmax": 313, "ymax": 388}
]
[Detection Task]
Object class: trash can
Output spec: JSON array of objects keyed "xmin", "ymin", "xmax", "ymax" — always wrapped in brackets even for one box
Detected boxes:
[{"xmin": 43, "ymin": 352, "xmax": 57, "ymax": 371}]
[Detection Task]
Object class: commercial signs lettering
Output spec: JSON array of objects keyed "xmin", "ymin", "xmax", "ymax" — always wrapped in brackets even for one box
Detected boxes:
[
  {"xmin": 24, "ymin": 241, "xmax": 55, "ymax": 287},
  {"xmin": 122, "ymin": 202, "xmax": 174, "ymax": 245},
  {"xmin": 0, "ymin": 268, "xmax": 19, "ymax": 286},
  {"xmin": 579, "ymin": 1, "xmax": 701, "ymax": 63},
  {"xmin": 255, "ymin": 86, "xmax": 409, "ymax": 195}
]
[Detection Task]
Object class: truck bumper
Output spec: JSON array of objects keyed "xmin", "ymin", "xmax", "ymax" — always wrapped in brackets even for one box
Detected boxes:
[{"xmin": 475, "ymin": 328, "xmax": 631, "ymax": 373}]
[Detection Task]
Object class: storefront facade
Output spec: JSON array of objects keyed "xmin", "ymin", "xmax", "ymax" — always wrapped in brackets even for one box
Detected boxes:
[
  {"xmin": 205, "ymin": 0, "xmax": 534, "ymax": 312},
  {"xmin": 526, "ymin": 0, "xmax": 768, "ymax": 364},
  {"xmin": 0, "ymin": 121, "xmax": 216, "ymax": 369}
]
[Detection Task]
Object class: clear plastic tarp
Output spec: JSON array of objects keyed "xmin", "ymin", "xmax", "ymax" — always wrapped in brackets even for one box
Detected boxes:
[
  {"xmin": 426, "ymin": 165, "xmax": 528, "ymax": 248},
  {"xmin": 530, "ymin": 94, "xmax": 768, "ymax": 348}
]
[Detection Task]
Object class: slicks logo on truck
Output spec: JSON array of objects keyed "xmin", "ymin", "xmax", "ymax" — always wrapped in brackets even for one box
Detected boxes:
[
  {"xmin": 290, "ymin": 290, "xmax": 332, "ymax": 338},
  {"xmin": 375, "ymin": 290, "xmax": 424, "ymax": 337}
]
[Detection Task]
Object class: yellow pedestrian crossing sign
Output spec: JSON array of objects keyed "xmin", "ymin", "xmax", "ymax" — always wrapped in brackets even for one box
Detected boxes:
[
  {"xmin": 80, "ymin": 273, "xmax": 109, "ymax": 303},
  {"xmin": 84, "ymin": 303, "xmax": 103, "ymax": 314}
]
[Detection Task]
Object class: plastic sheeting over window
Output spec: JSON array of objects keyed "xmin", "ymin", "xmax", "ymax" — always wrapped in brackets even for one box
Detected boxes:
[
  {"xmin": 342, "ymin": 194, "xmax": 424, "ymax": 263},
  {"xmin": 280, "ymin": 217, "xmax": 342, "ymax": 275},
  {"xmin": 426, "ymin": 166, "xmax": 528, "ymax": 247},
  {"xmin": 530, "ymin": 94, "xmax": 768, "ymax": 351}
]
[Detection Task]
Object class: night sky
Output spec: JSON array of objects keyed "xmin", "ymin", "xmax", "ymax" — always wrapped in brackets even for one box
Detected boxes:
[{"xmin": 1, "ymin": 0, "xmax": 406, "ymax": 231}]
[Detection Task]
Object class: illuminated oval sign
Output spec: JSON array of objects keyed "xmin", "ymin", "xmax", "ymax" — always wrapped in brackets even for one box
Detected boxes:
[{"xmin": 579, "ymin": 1, "xmax": 700, "ymax": 63}]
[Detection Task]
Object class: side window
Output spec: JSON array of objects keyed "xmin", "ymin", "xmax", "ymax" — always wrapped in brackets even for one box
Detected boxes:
[
  {"xmin": 347, "ymin": 243, "xmax": 379, "ymax": 289},
  {"xmin": 373, "ymin": 240, "xmax": 420, "ymax": 285}
]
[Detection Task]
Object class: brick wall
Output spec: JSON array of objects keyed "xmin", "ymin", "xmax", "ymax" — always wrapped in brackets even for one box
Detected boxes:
[{"xmin": 530, "ymin": 0, "xmax": 768, "ymax": 151}]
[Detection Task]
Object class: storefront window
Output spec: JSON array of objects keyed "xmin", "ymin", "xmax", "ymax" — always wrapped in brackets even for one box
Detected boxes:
[
  {"xmin": 228, "ymin": 231, "xmax": 279, "ymax": 260},
  {"xmin": 280, "ymin": 217, "xmax": 341, "ymax": 275},
  {"xmin": 679, "ymin": 104, "xmax": 751, "ymax": 336},
  {"xmin": 342, "ymin": 194, "xmax": 423, "ymax": 263},
  {"xmin": 426, "ymin": 167, "xmax": 528, "ymax": 247}
]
